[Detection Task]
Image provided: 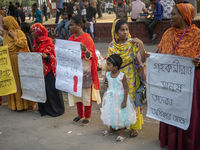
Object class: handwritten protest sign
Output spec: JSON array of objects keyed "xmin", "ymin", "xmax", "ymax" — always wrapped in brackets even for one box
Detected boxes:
[
  {"xmin": 55, "ymin": 39, "xmax": 83, "ymax": 97},
  {"xmin": 0, "ymin": 45, "xmax": 16, "ymax": 96},
  {"xmin": 146, "ymin": 53, "xmax": 195, "ymax": 130},
  {"xmin": 18, "ymin": 53, "xmax": 46, "ymax": 103}
]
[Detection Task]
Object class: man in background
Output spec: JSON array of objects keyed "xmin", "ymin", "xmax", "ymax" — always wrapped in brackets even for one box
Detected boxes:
[
  {"xmin": 131, "ymin": 0, "xmax": 147, "ymax": 21},
  {"xmin": 15, "ymin": 2, "xmax": 25, "ymax": 26},
  {"xmin": 78, "ymin": 0, "xmax": 94, "ymax": 39},
  {"xmin": 27, "ymin": 7, "xmax": 32, "ymax": 20},
  {"xmin": 43, "ymin": 2, "xmax": 48, "ymax": 21},
  {"xmin": 115, "ymin": 0, "xmax": 128, "ymax": 21},
  {"xmin": 67, "ymin": 0, "xmax": 79, "ymax": 19},
  {"xmin": 57, "ymin": 2, "xmax": 69, "ymax": 39},
  {"xmin": 55, "ymin": 0, "xmax": 64, "ymax": 24},
  {"xmin": 160, "ymin": 0, "xmax": 175, "ymax": 19},
  {"xmin": 145, "ymin": 0, "xmax": 163, "ymax": 44},
  {"xmin": 7, "ymin": 2, "xmax": 15, "ymax": 17},
  {"xmin": 97, "ymin": 0, "xmax": 102, "ymax": 18},
  {"xmin": 85, "ymin": 0, "xmax": 97, "ymax": 34},
  {"xmin": 32, "ymin": 3, "xmax": 43, "ymax": 24}
]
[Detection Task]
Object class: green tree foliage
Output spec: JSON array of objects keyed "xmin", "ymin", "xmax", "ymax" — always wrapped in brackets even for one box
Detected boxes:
[{"xmin": 0, "ymin": 0, "xmax": 37, "ymax": 8}]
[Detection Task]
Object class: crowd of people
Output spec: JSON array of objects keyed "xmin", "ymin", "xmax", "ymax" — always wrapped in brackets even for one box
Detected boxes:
[
  {"xmin": 1, "ymin": 0, "xmax": 200, "ymax": 149},
  {"xmin": 55, "ymin": 0, "xmax": 99, "ymax": 39}
]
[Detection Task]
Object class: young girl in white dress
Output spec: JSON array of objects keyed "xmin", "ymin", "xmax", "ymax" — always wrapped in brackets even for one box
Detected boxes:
[{"xmin": 101, "ymin": 54, "xmax": 137, "ymax": 142}]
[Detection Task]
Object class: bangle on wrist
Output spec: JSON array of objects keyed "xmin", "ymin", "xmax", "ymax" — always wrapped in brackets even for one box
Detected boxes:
[
  {"xmin": 85, "ymin": 51, "xmax": 92, "ymax": 60},
  {"xmin": 84, "ymin": 48, "xmax": 89, "ymax": 53}
]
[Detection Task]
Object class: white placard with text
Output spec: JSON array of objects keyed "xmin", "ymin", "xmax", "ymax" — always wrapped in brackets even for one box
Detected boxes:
[
  {"xmin": 55, "ymin": 39, "xmax": 83, "ymax": 98},
  {"xmin": 18, "ymin": 53, "xmax": 46, "ymax": 103},
  {"xmin": 146, "ymin": 53, "xmax": 195, "ymax": 130}
]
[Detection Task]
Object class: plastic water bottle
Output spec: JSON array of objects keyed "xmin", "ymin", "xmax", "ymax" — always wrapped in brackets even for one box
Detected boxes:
[{"xmin": 101, "ymin": 57, "xmax": 107, "ymax": 76}]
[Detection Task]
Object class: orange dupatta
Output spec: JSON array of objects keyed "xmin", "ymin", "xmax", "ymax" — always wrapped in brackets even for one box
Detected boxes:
[
  {"xmin": 158, "ymin": 4, "xmax": 200, "ymax": 58},
  {"xmin": 68, "ymin": 33, "xmax": 100, "ymax": 90}
]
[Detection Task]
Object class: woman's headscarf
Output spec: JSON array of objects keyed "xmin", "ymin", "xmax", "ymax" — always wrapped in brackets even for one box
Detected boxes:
[
  {"xmin": 3, "ymin": 16, "xmax": 29, "ymax": 53},
  {"xmin": 3, "ymin": 16, "xmax": 20, "ymax": 31},
  {"xmin": 0, "ymin": 15, "xmax": 5, "ymax": 36},
  {"xmin": 107, "ymin": 19, "xmax": 139, "ymax": 68},
  {"xmin": 107, "ymin": 19, "xmax": 146, "ymax": 100},
  {"xmin": 31, "ymin": 23, "xmax": 57, "ymax": 77},
  {"xmin": 0, "ymin": 10, "xmax": 5, "ymax": 17},
  {"xmin": 176, "ymin": 3, "xmax": 194, "ymax": 26},
  {"xmin": 112, "ymin": 19, "xmax": 131, "ymax": 43},
  {"xmin": 158, "ymin": 3, "xmax": 200, "ymax": 57}
]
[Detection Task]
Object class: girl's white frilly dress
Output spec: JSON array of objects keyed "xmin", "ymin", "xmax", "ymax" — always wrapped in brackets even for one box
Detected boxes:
[{"xmin": 101, "ymin": 72, "xmax": 137, "ymax": 130}]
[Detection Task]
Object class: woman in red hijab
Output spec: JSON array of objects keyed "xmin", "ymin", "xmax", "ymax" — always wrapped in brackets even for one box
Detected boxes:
[
  {"xmin": 31, "ymin": 23, "xmax": 65, "ymax": 117},
  {"xmin": 68, "ymin": 15, "xmax": 101, "ymax": 126},
  {"xmin": 157, "ymin": 3, "xmax": 200, "ymax": 150}
]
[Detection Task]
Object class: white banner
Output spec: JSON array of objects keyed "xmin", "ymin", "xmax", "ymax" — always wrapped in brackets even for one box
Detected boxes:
[
  {"xmin": 55, "ymin": 39, "xmax": 83, "ymax": 97},
  {"xmin": 51, "ymin": 3, "xmax": 56, "ymax": 9},
  {"xmin": 18, "ymin": 53, "xmax": 46, "ymax": 103},
  {"xmin": 146, "ymin": 53, "xmax": 195, "ymax": 130}
]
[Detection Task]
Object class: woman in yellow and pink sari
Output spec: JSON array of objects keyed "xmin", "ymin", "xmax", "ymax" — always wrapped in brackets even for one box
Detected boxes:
[{"xmin": 106, "ymin": 19, "xmax": 146, "ymax": 137}]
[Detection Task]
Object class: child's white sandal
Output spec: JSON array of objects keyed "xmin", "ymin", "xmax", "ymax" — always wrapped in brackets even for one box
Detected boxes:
[
  {"xmin": 102, "ymin": 130, "xmax": 113, "ymax": 136},
  {"xmin": 116, "ymin": 136, "xmax": 125, "ymax": 142}
]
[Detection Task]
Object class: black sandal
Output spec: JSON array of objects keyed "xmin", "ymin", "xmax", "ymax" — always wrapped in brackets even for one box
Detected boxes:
[
  {"xmin": 151, "ymin": 34, "xmax": 158, "ymax": 41},
  {"xmin": 81, "ymin": 119, "xmax": 90, "ymax": 126},
  {"xmin": 73, "ymin": 117, "xmax": 84, "ymax": 124},
  {"xmin": 130, "ymin": 130, "xmax": 138, "ymax": 138}
]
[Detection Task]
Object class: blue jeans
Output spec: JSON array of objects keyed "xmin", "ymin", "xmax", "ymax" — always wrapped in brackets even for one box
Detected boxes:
[
  {"xmin": 83, "ymin": 27, "xmax": 94, "ymax": 39},
  {"xmin": 55, "ymin": 8, "xmax": 63, "ymax": 24},
  {"xmin": 57, "ymin": 20, "xmax": 70, "ymax": 39}
]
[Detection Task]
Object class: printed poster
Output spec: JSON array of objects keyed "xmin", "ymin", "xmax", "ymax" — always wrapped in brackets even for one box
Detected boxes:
[
  {"xmin": 146, "ymin": 52, "xmax": 195, "ymax": 130},
  {"xmin": 55, "ymin": 39, "xmax": 83, "ymax": 97}
]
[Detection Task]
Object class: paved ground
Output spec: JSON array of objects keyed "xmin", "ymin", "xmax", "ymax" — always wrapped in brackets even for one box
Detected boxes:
[
  {"xmin": 2, "ymin": 10, "xmax": 199, "ymax": 149},
  {"xmin": 0, "ymin": 43, "xmax": 165, "ymax": 150}
]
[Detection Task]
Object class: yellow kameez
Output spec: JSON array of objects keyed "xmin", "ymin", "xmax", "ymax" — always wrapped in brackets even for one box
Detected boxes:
[
  {"xmin": 106, "ymin": 19, "xmax": 144, "ymax": 130},
  {"xmin": 3, "ymin": 16, "xmax": 34, "ymax": 111}
]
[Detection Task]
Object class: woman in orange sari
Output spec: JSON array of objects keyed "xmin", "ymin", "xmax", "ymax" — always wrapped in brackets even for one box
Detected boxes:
[
  {"xmin": 156, "ymin": 3, "xmax": 200, "ymax": 150},
  {"xmin": 68, "ymin": 15, "xmax": 101, "ymax": 126},
  {"xmin": 2, "ymin": 16, "xmax": 35, "ymax": 111}
]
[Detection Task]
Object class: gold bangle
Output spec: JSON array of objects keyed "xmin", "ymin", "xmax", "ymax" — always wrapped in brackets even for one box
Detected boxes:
[{"xmin": 85, "ymin": 51, "xmax": 92, "ymax": 60}]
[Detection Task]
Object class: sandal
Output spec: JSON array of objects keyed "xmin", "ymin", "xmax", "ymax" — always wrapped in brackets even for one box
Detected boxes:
[
  {"xmin": 35, "ymin": 110, "xmax": 40, "ymax": 114},
  {"xmin": 102, "ymin": 130, "xmax": 114, "ymax": 136},
  {"xmin": 81, "ymin": 119, "xmax": 90, "ymax": 126},
  {"xmin": 116, "ymin": 136, "xmax": 125, "ymax": 142},
  {"xmin": 73, "ymin": 116, "xmax": 84, "ymax": 124},
  {"xmin": 27, "ymin": 105, "xmax": 36, "ymax": 112},
  {"xmin": 151, "ymin": 34, "xmax": 158, "ymax": 41},
  {"xmin": 130, "ymin": 129, "xmax": 138, "ymax": 138}
]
